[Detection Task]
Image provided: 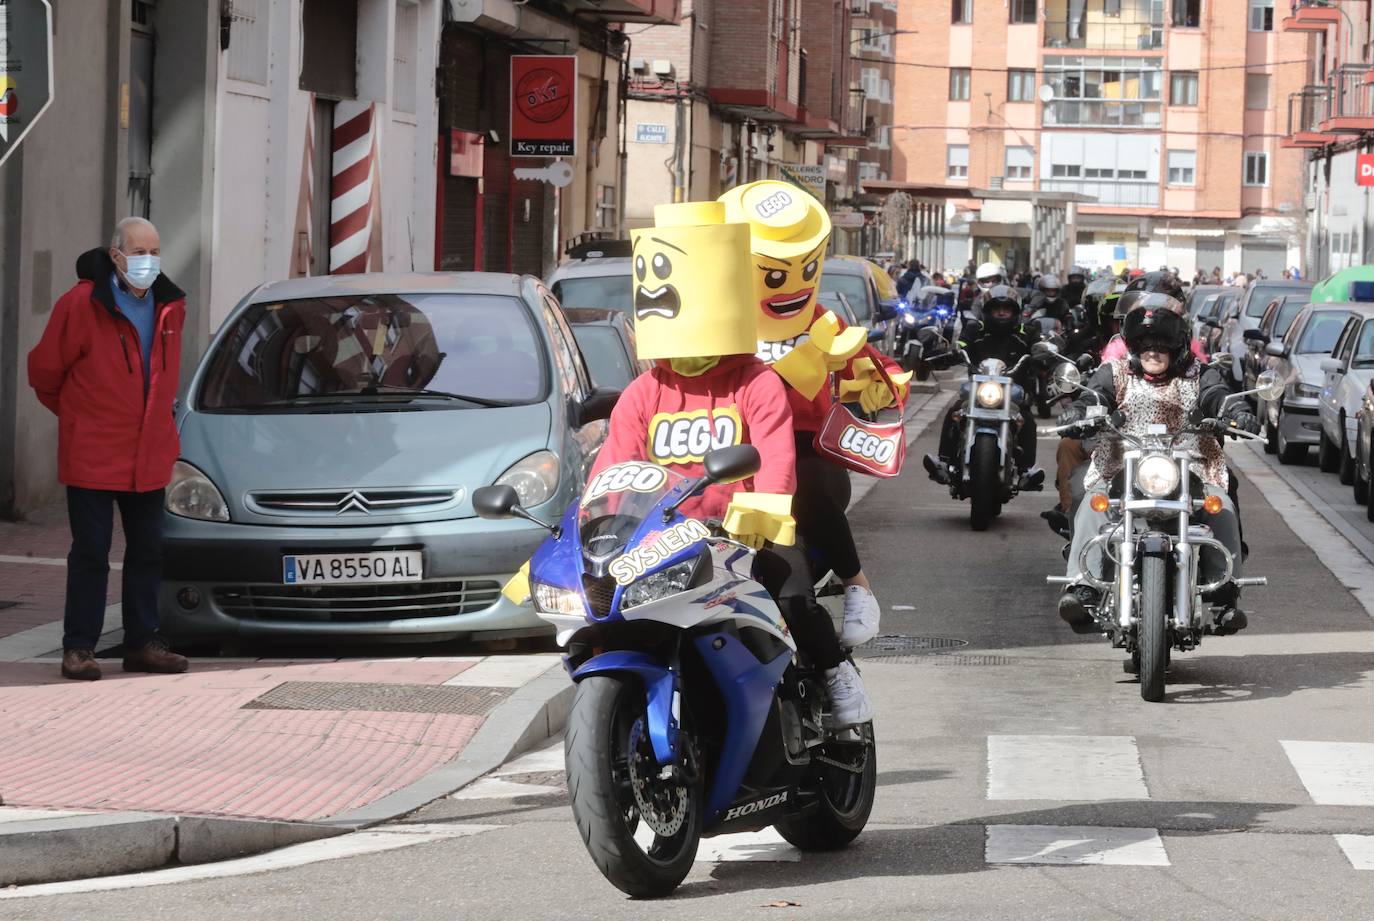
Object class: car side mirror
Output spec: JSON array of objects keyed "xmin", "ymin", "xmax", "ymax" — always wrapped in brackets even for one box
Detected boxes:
[
  {"xmin": 1264, "ymin": 341, "xmax": 1288, "ymax": 358},
  {"xmin": 875, "ymin": 299, "xmax": 899, "ymax": 321},
  {"xmin": 703, "ymin": 445, "xmax": 761, "ymax": 484},
  {"xmin": 573, "ymin": 387, "xmax": 621, "ymax": 427},
  {"xmin": 1243, "ymin": 329, "xmax": 1268, "ymax": 343},
  {"xmin": 473, "ymin": 484, "xmax": 521, "ymax": 520},
  {"xmin": 1321, "ymin": 357, "xmax": 1344, "ymax": 374}
]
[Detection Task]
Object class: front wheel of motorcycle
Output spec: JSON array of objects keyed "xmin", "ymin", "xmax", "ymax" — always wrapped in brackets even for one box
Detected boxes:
[
  {"xmin": 1139, "ymin": 555, "xmax": 1169, "ymax": 703},
  {"xmin": 969, "ymin": 433, "xmax": 1002, "ymax": 531},
  {"xmin": 774, "ymin": 722, "xmax": 877, "ymax": 851},
  {"xmin": 565, "ymin": 675, "xmax": 702, "ymax": 898}
]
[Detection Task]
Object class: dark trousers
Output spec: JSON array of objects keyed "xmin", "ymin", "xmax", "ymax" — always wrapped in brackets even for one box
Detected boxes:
[
  {"xmin": 753, "ymin": 540, "xmax": 846, "ymax": 671},
  {"xmin": 794, "ymin": 437, "xmax": 861, "ymax": 581},
  {"xmin": 64, "ymin": 486, "xmax": 165, "ymax": 651},
  {"xmin": 938, "ymin": 403, "xmax": 1038, "ymax": 469}
]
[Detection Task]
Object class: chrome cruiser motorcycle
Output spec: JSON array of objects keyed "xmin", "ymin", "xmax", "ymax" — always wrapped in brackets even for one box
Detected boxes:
[{"xmin": 1044, "ymin": 364, "xmax": 1282, "ymax": 702}]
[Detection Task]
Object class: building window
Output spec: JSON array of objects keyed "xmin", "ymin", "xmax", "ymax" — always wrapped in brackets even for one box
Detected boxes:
[
  {"xmin": 1010, "ymin": 0, "xmax": 1036, "ymax": 23},
  {"xmin": 861, "ymin": 68, "xmax": 880, "ymax": 99},
  {"xmin": 1249, "ymin": 0, "xmax": 1274, "ymax": 31},
  {"xmin": 1171, "ymin": 0, "xmax": 1201, "ymax": 27},
  {"xmin": 949, "ymin": 68, "xmax": 971, "ymax": 101},
  {"xmin": 1167, "ymin": 149, "xmax": 1196, "ymax": 186},
  {"xmin": 1051, "ymin": 163, "xmax": 1082, "ymax": 178},
  {"xmin": 1005, "ymin": 146, "xmax": 1034, "ymax": 180},
  {"xmin": 876, "ymin": 126, "xmax": 891, "ymax": 149},
  {"xmin": 1008, "ymin": 69, "xmax": 1037, "ymax": 102},
  {"xmin": 1044, "ymin": 0, "xmax": 1163, "ymax": 50},
  {"xmin": 952, "ymin": 0, "xmax": 973, "ymax": 24},
  {"xmin": 1170, "ymin": 71, "xmax": 1198, "ymax": 106},
  {"xmin": 1245, "ymin": 73, "xmax": 1271, "ymax": 110},
  {"xmin": 880, "ymin": 79, "xmax": 892, "ymax": 104},
  {"xmin": 947, "ymin": 145, "xmax": 969, "ymax": 179},
  {"xmin": 1244, "ymin": 151, "xmax": 1269, "ymax": 186},
  {"xmin": 1042, "ymin": 55, "xmax": 1163, "ymax": 127}
]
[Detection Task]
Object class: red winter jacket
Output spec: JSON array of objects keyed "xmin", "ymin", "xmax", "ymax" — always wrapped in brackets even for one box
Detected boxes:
[
  {"xmin": 27, "ymin": 249, "xmax": 186, "ymax": 493},
  {"xmin": 589, "ymin": 356, "xmax": 796, "ymax": 521}
]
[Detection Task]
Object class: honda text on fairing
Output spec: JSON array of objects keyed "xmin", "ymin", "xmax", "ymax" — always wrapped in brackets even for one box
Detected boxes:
[
  {"xmin": 1045, "ymin": 364, "xmax": 1282, "ymax": 702},
  {"xmin": 473, "ymin": 446, "xmax": 876, "ymax": 898}
]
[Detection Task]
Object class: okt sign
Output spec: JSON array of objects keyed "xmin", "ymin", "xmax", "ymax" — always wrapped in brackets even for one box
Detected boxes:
[
  {"xmin": 1358, "ymin": 154, "xmax": 1374, "ymax": 187},
  {"xmin": 510, "ymin": 55, "xmax": 577, "ymax": 157},
  {"xmin": 0, "ymin": 0, "xmax": 54, "ymax": 168}
]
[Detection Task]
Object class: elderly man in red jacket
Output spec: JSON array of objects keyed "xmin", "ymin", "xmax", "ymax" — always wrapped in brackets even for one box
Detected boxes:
[{"xmin": 27, "ymin": 217, "xmax": 190, "ymax": 680}]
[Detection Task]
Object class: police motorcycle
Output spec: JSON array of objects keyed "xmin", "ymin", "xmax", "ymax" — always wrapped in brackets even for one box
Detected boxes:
[
  {"xmin": 472, "ymin": 446, "xmax": 876, "ymax": 898},
  {"xmin": 896, "ymin": 285, "xmax": 959, "ymax": 375},
  {"xmin": 1042, "ymin": 364, "xmax": 1282, "ymax": 702}
]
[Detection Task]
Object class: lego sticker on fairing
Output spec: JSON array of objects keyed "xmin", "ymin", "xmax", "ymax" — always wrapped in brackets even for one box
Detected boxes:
[
  {"xmin": 583, "ymin": 462, "xmax": 669, "ymax": 503},
  {"xmin": 609, "ymin": 519, "xmax": 712, "ymax": 586},
  {"xmin": 836, "ymin": 424, "xmax": 899, "ymax": 465}
]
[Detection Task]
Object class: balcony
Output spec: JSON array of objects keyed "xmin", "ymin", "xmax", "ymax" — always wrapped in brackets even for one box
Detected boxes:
[
  {"xmin": 825, "ymin": 88, "xmax": 870, "ymax": 147},
  {"xmin": 1041, "ymin": 179, "xmax": 1159, "ymax": 207},
  {"xmin": 1284, "ymin": 87, "xmax": 1337, "ymax": 148},
  {"xmin": 1044, "ymin": 0, "xmax": 1164, "ymax": 50},
  {"xmin": 1319, "ymin": 66, "xmax": 1374, "ymax": 133},
  {"xmin": 1282, "ymin": 1, "xmax": 1342, "ymax": 32}
]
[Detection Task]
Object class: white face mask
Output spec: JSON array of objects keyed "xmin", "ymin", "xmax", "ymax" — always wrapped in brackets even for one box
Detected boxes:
[{"xmin": 121, "ymin": 253, "xmax": 161, "ymax": 289}]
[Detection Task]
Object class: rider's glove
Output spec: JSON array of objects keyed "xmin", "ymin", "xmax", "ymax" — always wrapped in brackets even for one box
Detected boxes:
[
  {"xmin": 1222, "ymin": 409, "xmax": 1262, "ymax": 436},
  {"xmin": 1057, "ymin": 404, "xmax": 1086, "ymax": 428},
  {"xmin": 722, "ymin": 492, "xmax": 796, "ymax": 550}
]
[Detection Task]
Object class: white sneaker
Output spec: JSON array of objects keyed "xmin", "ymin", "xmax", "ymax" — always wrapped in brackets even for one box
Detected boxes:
[
  {"xmin": 840, "ymin": 586, "xmax": 881, "ymax": 647},
  {"xmin": 824, "ymin": 661, "xmax": 874, "ymax": 727}
]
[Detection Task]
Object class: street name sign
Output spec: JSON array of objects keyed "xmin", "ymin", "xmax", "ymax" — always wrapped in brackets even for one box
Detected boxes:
[{"xmin": 0, "ymin": 0, "xmax": 54, "ymax": 168}]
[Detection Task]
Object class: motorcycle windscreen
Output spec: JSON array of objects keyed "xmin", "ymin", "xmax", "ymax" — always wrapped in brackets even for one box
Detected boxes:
[{"xmin": 578, "ymin": 461, "xmax": 691, "ymax": 563}]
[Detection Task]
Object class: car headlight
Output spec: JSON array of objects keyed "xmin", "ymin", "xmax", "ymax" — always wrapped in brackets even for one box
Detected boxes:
[
  {"xmin": 532, "ymin": 582, "xmax": 584, "ymax": 617},
  {"xmin": 1135, "ymin": 455, "xmax": 1180, "ymax": 499},
  {"xmin": 1293, "ymin": 382, "xmax": 1320, "ymax": 400},
  {"xmin": 496, "ymin": 451, "xmax": 560, "ymax": 507},
  {"xmin": 622, "ymin": 558, "xmax": 702, "ymax": 610},
  {"xmin": 976, "ymin": 382, "xmax": 1004, "ymax": 408},
  {"xmin": 166, "ymin": 460, "xmax": 230, "ymax": 521}
]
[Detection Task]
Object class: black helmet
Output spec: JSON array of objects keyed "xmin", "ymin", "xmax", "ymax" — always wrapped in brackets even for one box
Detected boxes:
[
  {"xmin": 1122, "ymin": 298, "xmax": 1191, "ymax": 379},
  {"xmin": 1124, "ymin": 270, "xmax": 1185, "ymax": 300},
  {"xmin": 981, "ymin": 284, "xmax": 1021, "ymax": 335}
]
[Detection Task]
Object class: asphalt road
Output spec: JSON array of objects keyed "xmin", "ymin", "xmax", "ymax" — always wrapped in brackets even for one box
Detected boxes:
[{"xmin": 7, "ymin": 421, "xmax": 1374, "ymax": 920}]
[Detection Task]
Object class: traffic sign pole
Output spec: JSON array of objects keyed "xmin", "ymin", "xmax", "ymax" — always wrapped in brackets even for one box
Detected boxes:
[{"xmin": 0, "ymin": 0, "xmax": 55, "ymax": 168}]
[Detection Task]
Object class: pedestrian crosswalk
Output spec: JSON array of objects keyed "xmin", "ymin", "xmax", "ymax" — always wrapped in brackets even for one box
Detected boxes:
[{"xmin": 458, "ymin": 733, "xmax": 1374, "ymax": 871}]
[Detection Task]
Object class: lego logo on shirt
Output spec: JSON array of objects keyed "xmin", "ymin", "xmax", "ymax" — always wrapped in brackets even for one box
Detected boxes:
[{"xmin": 648, "ymin": 407, "xmax": 743, "ymax": 464}]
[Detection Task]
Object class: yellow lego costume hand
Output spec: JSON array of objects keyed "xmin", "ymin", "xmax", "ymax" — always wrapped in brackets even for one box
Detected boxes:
[
  {"xmin": 501, "ymin": 561, "xmax": 531, "ymax": 606},
  {"xmin": 722, "ymin": 492, "xmax": 796, "ymax": 548},
  {"xmin": 839, "ymin": 358, "xmax": 913, "ymax": 413},
  {"xmin": 771, "ymin": 312, "xmax": 869, "ymax": 400}
]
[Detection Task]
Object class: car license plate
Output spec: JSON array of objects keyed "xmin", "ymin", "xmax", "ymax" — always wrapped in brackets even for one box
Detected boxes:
[{"xmin": 282, "ymin": 551, "xmax": 423, "ymax": 585}]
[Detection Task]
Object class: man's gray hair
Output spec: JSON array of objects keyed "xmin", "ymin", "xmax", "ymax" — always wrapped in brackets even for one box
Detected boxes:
[{"xmin": 111, "ymin": 216, "xmax": 156, "ymax": 251}]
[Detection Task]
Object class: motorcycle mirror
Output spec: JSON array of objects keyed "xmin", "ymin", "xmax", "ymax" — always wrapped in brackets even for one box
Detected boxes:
[
  {"xmin": 472, "ymin": 484, "xmax": 560, "ymax": 536},
  {"xmin": 1053, "ymin": 362, "xmax": 1083, "ymax": 392},
  {"xmin": 1075, "ymin": 353, "xmax": 1095, "ymax": 372},
  {"xmin": 1031, "ymin": 341, "xmax": 1054, "ymax": 356},
  {"xmin": 703, "ymin": 445, "xmax": 762, "ymax": 485},
  {"xmin": 1212, "ymin": 352, "xmax": 1234, "ymax": 369},
  {"xmin": 1255, "ymin": 369, "xmax": 1285, "ymax": 402}
]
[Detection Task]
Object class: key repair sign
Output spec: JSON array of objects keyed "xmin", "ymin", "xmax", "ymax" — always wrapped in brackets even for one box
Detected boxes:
[
  {"xmin": 511, "ymin": 55, "xmax": 578, "ymax": 157},
  {"xmin": 0, "ymin": 0, "xmax": 55, "ymax": 168}
]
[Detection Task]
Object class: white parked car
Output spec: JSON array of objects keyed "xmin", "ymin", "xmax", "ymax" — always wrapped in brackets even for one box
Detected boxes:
[{"xmin": 1317, "ymin": 309, "xmax": 1374, "ymax": 483}]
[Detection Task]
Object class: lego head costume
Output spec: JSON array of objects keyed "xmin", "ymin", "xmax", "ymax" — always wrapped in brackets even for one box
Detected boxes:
[{"xmin": 629, "ymin": 202, "xmax": 757, "ymax": 361}]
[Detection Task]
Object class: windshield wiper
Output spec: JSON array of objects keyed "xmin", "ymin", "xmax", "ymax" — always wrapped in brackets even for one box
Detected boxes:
[{"xmin": 361, "ymin": 386, "xmax": 515, "ymax": 407}]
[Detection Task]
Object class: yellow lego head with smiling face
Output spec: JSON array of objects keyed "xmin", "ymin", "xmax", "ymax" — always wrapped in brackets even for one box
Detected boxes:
[
  {"xmin": 718, "ymin": 180, "xmax": 833, "ymax": 342},
  {"xmin": 628, "ymin": 201, "xmax": 757, "ymax": 361}
]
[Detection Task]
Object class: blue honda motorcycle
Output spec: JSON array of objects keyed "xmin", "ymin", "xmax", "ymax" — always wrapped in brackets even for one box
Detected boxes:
[{"xmin": 474, "ymin": 446, "xmax": 876, "ymax": 898}]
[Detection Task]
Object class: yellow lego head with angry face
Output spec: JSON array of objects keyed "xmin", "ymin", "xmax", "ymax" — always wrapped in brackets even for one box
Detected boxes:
[
  {"xmin": 629, "ymin": 201, "xmax": 757, "ymax": 361},
  {"xmin": 718, "ymin": 180, "xmax": 833, "ymax": 343}
]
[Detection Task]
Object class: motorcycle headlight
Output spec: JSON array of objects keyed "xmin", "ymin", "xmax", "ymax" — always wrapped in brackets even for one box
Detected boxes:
[
  {"xmin": 902, "ymin": 313, "xmax": 917, "ymax": 326},
  {"xmin": 975, "ymin": 382, "xmax": 1005, "ymax": 408},
  {"xmin": 166, "ymin": 460, "xmax": 230, "ymax": 521},
  {"xmin": 1135, "ymin": 455, "xmax": 1180, "ymax": 498},
  {"xmin": 622, "ymin": 557, "xmax": 702, "ymax": 610},
  {"xmin": 532, "ymin": 582, "xmax": 584, "ymax": 617},
  {"xmin": 495, "ymin": 451, "xmax": 560, "ymax": 507}
]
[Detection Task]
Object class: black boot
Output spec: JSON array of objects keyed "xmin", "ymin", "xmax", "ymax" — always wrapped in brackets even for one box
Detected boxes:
[
  {"xmin": 923, "ymin": 453, "xmax": 951, "ymax": 485},
  {"xmin": 1204, "ymin": 582, "xmax": 1247, "ymax": 635},
  {"xmin": 1041, "ymin": 507, "xmax": 1071, "ymax": 539},
  {"xmin": 1018, "ymin": 467, "xmax": 1046, "ymax": 492},
  {"xmin": 1058, "ymin": 585, "xmax": 1101, "ymax": 634}
]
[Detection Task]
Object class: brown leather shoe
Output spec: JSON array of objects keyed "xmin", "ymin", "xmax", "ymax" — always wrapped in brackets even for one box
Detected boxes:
[
  {"xmin": 122, "ymin": 637, "xmax": 189, "ymax": 674},
  {"xmin": 61, "ymin": 649, "xmax": 102, "ymax": 681}
]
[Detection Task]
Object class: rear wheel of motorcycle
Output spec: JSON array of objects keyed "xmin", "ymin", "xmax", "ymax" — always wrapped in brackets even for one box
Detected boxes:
[
  {"xmin": 565, "ymin": 676, "xmax": 702, "ymax": 898},
  {"xmin": 969, "ymin": 433, "xmax": 1001, "ymax": 531},
  {"xmin": 1139, "ymin": 555, "xmax": 1169, "ymax": 703},
  {"xmin": 774, "ymin": 723, "xmax": 877, "ymax": 851}
]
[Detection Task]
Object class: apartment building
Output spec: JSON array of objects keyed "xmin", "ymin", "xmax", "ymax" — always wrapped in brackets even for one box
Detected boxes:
[
  {"xmin": 891, "ymin": 0, "xmax": 1310, "ymax": 276},
  {"xmin": 1281, "ymin": 1, "xmax": 1374, "ymax": 276}
]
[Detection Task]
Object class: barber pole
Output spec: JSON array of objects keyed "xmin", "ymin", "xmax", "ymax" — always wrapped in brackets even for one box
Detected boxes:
[{"xmin": 330, "ymin": 100, "xmax": 383, "ymax": 274}]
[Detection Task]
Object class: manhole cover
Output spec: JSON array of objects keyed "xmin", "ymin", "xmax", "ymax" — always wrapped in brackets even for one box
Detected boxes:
[
  {"xmin": 852, "ymin": 635, "xmax": 969, "ymax": 658},
  {"xmin": 242, "ymin": 681, "xmax": 511, "ymax": 716}
]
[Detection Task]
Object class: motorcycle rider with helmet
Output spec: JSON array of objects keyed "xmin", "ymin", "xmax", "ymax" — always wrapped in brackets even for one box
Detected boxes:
[
  {"xmin": 1028, "ymin": 274, "xmax": 1072, "ymax": 325},
  {"xmin": 923, "ymin": 285, "xmax": 1044, "ymax": 490},
  {"xmin": 1054, "ymin": 303, "xmax": 1259, "ymax": 636},
  {"xmin": 1062, "ymin": 267, "xmax": 1089, "ymax": 308}
]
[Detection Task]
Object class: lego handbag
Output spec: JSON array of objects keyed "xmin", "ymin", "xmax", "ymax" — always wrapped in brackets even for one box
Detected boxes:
[{"xmin": 813, "ymin": 359, "xmax": 907, "ymax": 478}]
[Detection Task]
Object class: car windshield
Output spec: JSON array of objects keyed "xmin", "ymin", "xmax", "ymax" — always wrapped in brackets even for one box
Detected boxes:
[
  {"xmin": 552, "ymin": 274, "xmax": 632, "ymax": 315},
  {"xmin": 198, "ymin": 293, "xmax": 547, "ymax": 411},
  {"xmin": 1198, "ymin": 294, "xmax": 1221, "ymax": 319},
  {"xmin": 1297, "ymin": 311, "xmax": 1355, "ymax": 355},
  {"xmin": 820, "ymin": 273, "xmax": 872, "ymax": 323},
  {"xmin": 1247, "ymin": 284, "xmax": 1310, "ymax": 317},
  {"xmin": 571, "ymin": 325, "xmax": 637, "ymax": 390},
  {"xmin": 1275, "ymin": 300, "xmax": 1306, "ymax": 339},
  {"xmin": 578, "ymin": 462, "xmax": 689, "ymax": 560}
]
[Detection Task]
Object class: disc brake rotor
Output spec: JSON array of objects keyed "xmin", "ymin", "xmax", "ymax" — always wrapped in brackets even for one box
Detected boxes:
[{"xmin": 626, "ymin": 718, "xmax": 687, "ymax": 838}]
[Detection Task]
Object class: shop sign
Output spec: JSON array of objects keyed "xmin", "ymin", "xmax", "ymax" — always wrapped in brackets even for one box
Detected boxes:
[
  {"xmin": 1357, "ymin": 153, "xmax": 1374, "ymax": 187},
  {"xmin": 510, "ymin": 55, "xmax": 577, "ymax": 157}
]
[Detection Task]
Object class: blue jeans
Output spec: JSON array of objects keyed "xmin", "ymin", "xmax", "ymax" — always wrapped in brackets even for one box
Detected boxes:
[{"xmin": 64, "ymin": 486, "xmax": 165, "ymax": 651}]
